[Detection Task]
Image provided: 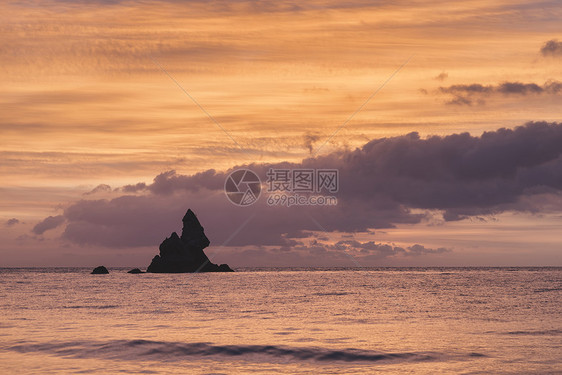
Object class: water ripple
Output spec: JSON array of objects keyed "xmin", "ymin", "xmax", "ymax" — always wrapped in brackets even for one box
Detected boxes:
[{"xmin": 6, "ymin": 339, "xmax": 458, "ymax": 364}]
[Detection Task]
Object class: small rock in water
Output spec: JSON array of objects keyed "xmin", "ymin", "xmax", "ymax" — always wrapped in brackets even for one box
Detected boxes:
[
  {"xmin": 127, "ymin": 268, "xmax": 143, "ymax": 274},
  {"xmin": 91, "ymin": 266, "xmax": 109, "ymax": 274}
]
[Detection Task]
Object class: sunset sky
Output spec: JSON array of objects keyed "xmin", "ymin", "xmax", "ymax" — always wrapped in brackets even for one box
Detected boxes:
[{"xmin": 1, "ymin": 0, "xmax": 561, "ymax": 267}]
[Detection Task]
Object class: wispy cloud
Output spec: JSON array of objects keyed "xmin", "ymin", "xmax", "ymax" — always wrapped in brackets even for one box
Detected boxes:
[
  {"xmin": 435, "ymin": 81, "xmax": 562, "ymax": 105},
  {"xmin": 540, "ymin": 39, "xmax": 562, "ymax": 57},
  {"xmin": 84, "ymin": 184, "xmax": 112, "ymax": 196},
  {"xmin": 434, "ymin": 72, "xmax": 448, "ymax": 81}
]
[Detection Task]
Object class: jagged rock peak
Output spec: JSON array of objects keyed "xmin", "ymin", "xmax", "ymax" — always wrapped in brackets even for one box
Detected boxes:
[
  {"xmin": 182, "ymin": 209, "xmax": 199, "ymax": 224},
  {"xmin": 181, "ymin": 209, "xmax": 210, "ymax": 249},
  {"xmin": 146, "ymin": 209, "xmax": 233, "ymax": 273}
]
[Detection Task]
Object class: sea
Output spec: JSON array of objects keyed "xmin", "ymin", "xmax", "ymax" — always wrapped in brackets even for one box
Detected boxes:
[{"xmin": 0, "ymin": 267, "xmax": 560, "ymax": 374}]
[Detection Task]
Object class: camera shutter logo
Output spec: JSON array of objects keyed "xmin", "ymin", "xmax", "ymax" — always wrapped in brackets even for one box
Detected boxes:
[{"xmin": 224, "ymin": 169, "xmax": 261, "ymax": 206}]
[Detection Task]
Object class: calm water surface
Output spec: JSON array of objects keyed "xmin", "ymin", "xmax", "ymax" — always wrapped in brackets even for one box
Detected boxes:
[{"xmin": 0, "ymin": 267, "xmax": 560, "ymax": 374}]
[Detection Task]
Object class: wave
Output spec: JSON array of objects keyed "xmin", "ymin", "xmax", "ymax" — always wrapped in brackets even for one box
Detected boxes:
[
  {"xmin": 6, "ymin": 339, "xmax": 452, "ymax": 364},
  {"xmin": 505, "ymin": 329, "xmax": 561, "ymax": 336},
  {"xmin": 62, "ymin": 305, "xmax": 119, "ymax": 309},
  {"xmin": 533, "ymin": 287, "xmax": 562, "ymax": 293}
]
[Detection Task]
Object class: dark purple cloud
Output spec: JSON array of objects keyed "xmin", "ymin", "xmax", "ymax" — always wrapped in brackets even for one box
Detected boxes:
[
  {"xmin": 32, "ymin": 215, "xmax": 65, "ymax": 235},
  {"xmin": 121, "ymin": 182, "xmax": 147, "ymax": 193},
  {"xmin": 148, "ymin": 169, "xmax": 224, "ymax": 195},
  {"xmin": 4, "ymin": 218, "xmax": 20, "ymax": 227},
  {"xmin": 440, "ymin": 83, "xmax": 493, "ymax": 94},
  {"xmin": 436, "ymin": 81, "xmax": 562, "ymax": 105},
  {"xmin": 298, "ymin": 122, "xmax": 562, "ymax": 220},
  {"xmin": 62, "ymin": 195, "xmax": 184, "ymax": 247},
  {"xmin": 540, "ymin": 39, "xmax": 562, "ymax": 57},
  {"xmin": 45, "ymin": 121, "xmax": 562, "ymax": 249}
]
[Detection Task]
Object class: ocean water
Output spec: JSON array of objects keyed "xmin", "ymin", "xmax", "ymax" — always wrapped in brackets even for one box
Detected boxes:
[{"xmin": 0, "ymin": 267, "xmax": 560, "ymax": 374}]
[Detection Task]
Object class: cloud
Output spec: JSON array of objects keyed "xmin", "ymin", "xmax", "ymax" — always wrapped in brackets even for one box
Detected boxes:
[
  {"xmin": 304, "ymin": 133, "xmax": 321, "ymax": 154},
  {"xmin": 215, "ymin": 239, "xmax": 451, "ymax": 267},
  {"xmin": 447, "ymin": 95, "xmax": 477, "ymax": 106},
  {"xmin": 434, "ymin": 72, "xmax": 448, "ymax": 81},
  {"xmin": 497, "ymin": 82, "xmax": 543, "ymax": 95},
  {"xmin": 121, "ymin": 182, "xmax": 148, "ymax": 193},
  {"xmin": 148, "ymin": 169, "xmax": 224, "ymax": 195},
  {"xmin": 32, "ymin": 215, "xmax": 65, "ymax": 235},
  {"xmin": 328, "ymin": 240, "xmax": 450, "ymax": 257},
  {"xmin": 4, "ymin": 218, "xmax": 20, "ymax": 227},
  {"xmin": 540, "ymin": 39, "xmax": 562, "ymax": 57},
  {"xmin": 84, "ymin": 184, "xmax": 112, "ymax": 196},
  {"xmin": 436, "ymin": 81, "xmax": 562, "ymax": 105},
  {"xmin": 36, "ymin": 121, "xmax": 562, "ymax": 249},
  {"xmin": 62, "ymin": 195, "xmax": 184, "ymax": 247},
  {"xmin": 440, "ymin": 84, "xmax": 492, "ymax": 94}
]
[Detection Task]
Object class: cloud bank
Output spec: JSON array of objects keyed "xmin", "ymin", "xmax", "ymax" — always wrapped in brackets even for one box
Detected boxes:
[{"xmin": 32, "ymin": 121, "xmax": 561, "ymax": 260}]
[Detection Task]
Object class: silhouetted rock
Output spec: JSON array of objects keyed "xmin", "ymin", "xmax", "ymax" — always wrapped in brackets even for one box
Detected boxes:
[
  {"xmin": 91, "ymin": 266, "xmax": 109, "ymax": 274},
  {"xmin": 217, "ymin": 263, "xmax": 234, "ymax": 272},
  {"xmin": 147, "ymin": 209, "xmax": 234, "ymax": 273},
  {"xmin": 127, "ymin": 268, "xmax": 143, "ymax": 274}
]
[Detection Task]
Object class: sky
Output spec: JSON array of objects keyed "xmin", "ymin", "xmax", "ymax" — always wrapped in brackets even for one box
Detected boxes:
[{"xmin": 1, "ymin": 0, "xmax": 561, "ymax": 267}]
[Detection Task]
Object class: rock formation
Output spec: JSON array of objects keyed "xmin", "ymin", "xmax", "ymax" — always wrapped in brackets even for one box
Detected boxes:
[
  {"xmin": 147, "ymin": 209, "xmax": 233, "ymax": 273},
  {"xmin": 91, "ymin": 265, "xmax": 109, "ymax": 274},
  {"xmin": 127, "ymin": 268, "xmax": 143, "ymax": 274}
]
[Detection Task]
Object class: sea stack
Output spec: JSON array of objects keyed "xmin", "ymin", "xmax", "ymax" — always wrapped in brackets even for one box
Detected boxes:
[{"xmin": 146, "ymin": 209, "xmax": 233, "ymax": 273}]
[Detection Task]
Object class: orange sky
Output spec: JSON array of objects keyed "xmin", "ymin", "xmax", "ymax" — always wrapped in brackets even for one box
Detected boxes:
[{"xmin": 1, "ymin": 0, "xmax": 561, "ymax": 266}]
